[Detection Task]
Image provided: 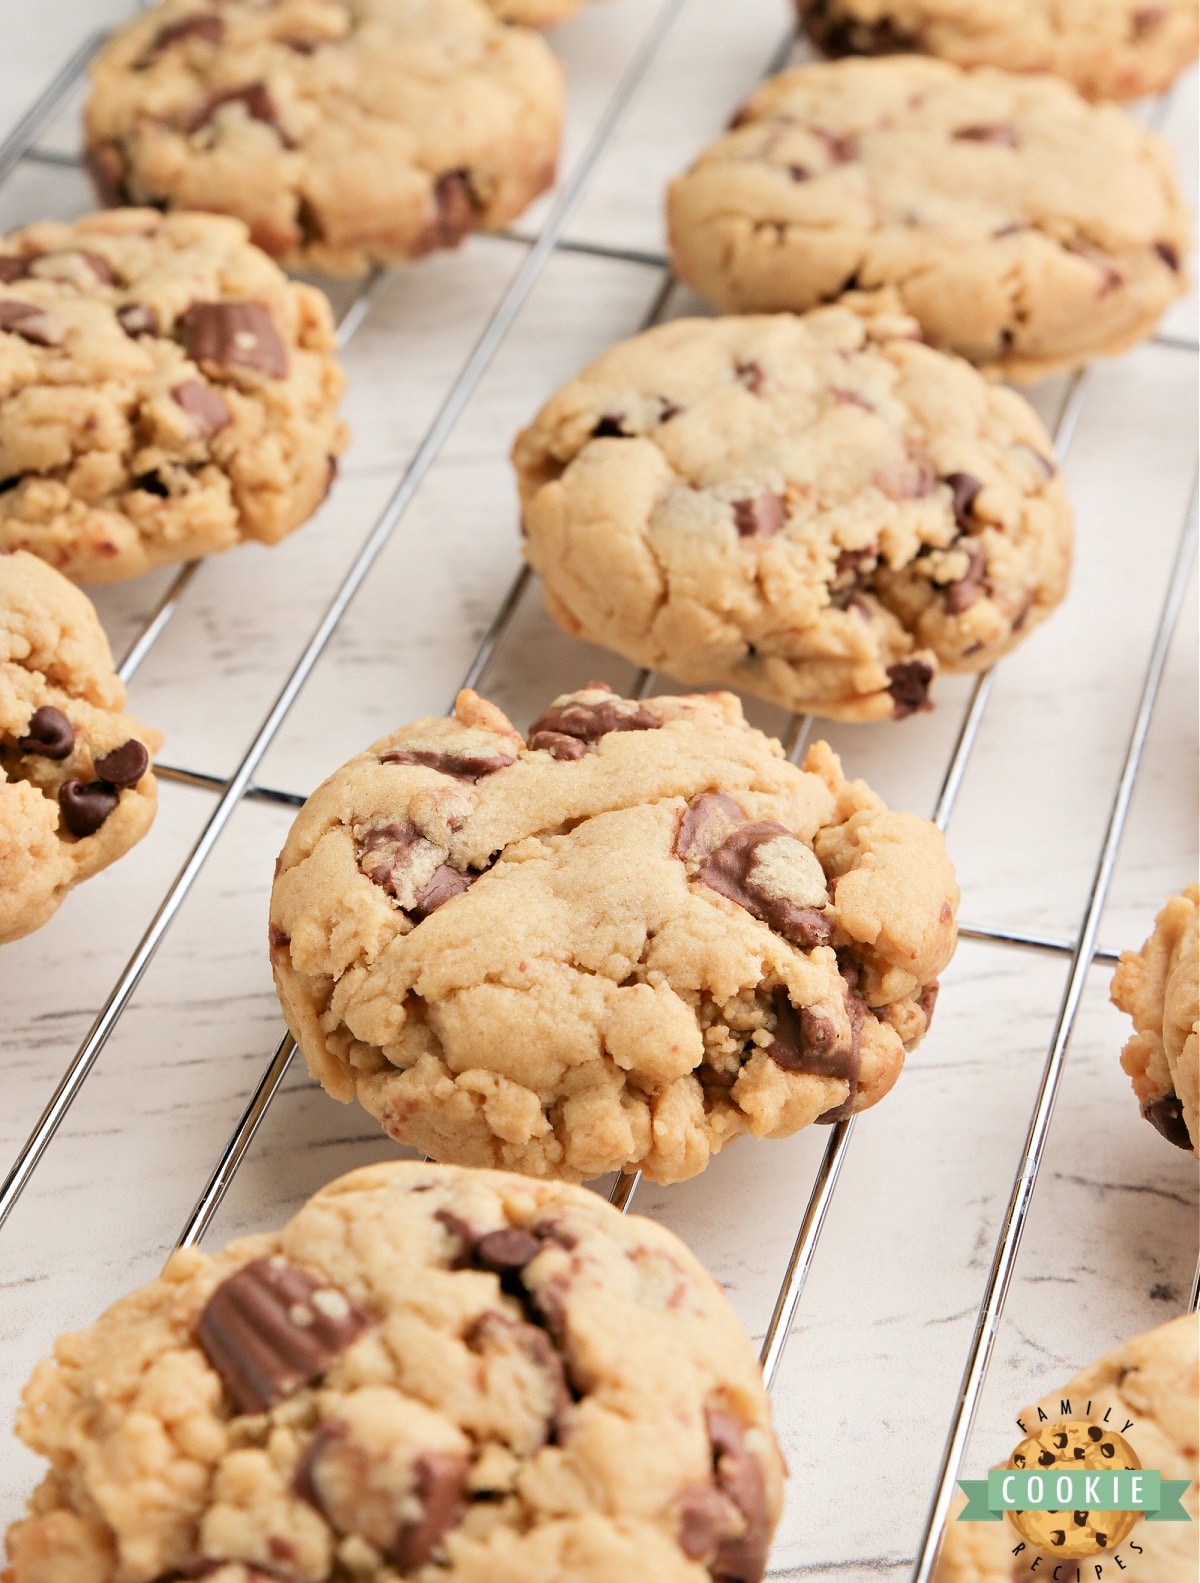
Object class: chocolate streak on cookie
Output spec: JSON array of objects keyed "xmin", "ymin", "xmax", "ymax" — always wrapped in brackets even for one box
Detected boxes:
[
  {"xmin": 699, "ymin": 823, "xmax": 833, "ymax": 947},
  {"xmin": 527, "ymin": 687, "xmax": 661, "ymax": 751},
  {"xmin": 378, "ymin": 745, "xmax": 515, "ymax": 781}
]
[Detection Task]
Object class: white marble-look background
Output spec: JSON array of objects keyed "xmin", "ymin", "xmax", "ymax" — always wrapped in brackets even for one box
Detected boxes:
[{"xmin": 0, "ymin": 2, "xmax": 1197, "ymax": 1576}]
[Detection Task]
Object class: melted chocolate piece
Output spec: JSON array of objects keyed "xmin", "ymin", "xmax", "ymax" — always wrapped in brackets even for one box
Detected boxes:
[
  {"xmin": 734, "ymin": 359, "xmax": 764, "ymax": 394},
  {"xmin": 816, "ymin": 977, "xmax": 865, "ymax": 1123},
  {"xmin": 409, "ymin": 864, "xmax": 475, "ymax": 921},
  {"xmin": 944, "ymin": 542, "xmax": 988, "ymax": 615},
  {"xmin": 116, "ymin": 301, "xmax": 159, "ymax": 338},
  {"xmin": 706, "ymin": 1406, "xmax": 771, "ymax": 1583},
  {"xmin": 378, "ymin": 744, "xmax": 515, "ymax": 781},
  {"xmin": 86, "ymin": 141, "xmax": 130, "ymax": 206},
  {"xmin": 943, "ymin": 472, "xmax": 983, "ymax": 532},
  {"xmin": 197, "ymin": 1256, "xmax": 371, "ymax": 1415},
  {"xmin": 181, "ymin": 301, "xmax": 288, "ymax": 378},
  {"xmin": 674, "ymin": 791, "xmax": 745, "ymax": 862},
  {"xmin": 19, "ymin": 705, "xmax": 74, "ymax": 759},
  {"xmin": 358, "ymin": 822, "xmax": 423, "ymax": 898},
  {"xmin": 953, "ymin": 124, "xmax": 1019, "ymax": 147},
  {"xmin": 93, "ymin": 738, "xmax": 149, "ymax": 787},
  {"xmin": 474, "ymin": 1228, "xmax": 543, "ymax": 1273},
  {"xmin": 767, "ymin": 988, "xmax": 852, "ymax": 1084},
  {"xmin": 732, "ymin": 491, "xmax": 786, "ymax": 539},
  {"xmin": 134, "ymin": 469, "xmax": 170, "ymax": 498},
  {"xmin": 801, "ymin": 0, "xmax": 919, "ymax": 55},
  {"xmin": 432, "ymin": 171, "xmax": 478, "ymax": 248},
  {"xmin": 788, "ymin": 163, "xmax": 811, "ymax": 182},
  {"xmin": 0, "ymin": 301, "xmax": 63, "ymax": 347},
  {"xmin": 268, "ymin": 922, "xmax": 290, "ymax": 957},
  {"xmin": 1142, "ymin": 1091, "xmax": 1191, "ymax": 1151},
  {"xmin": 188, "ymin": 82, "xmax": 293, "ymax": 146},
  {"xmin": 172, "ymin": 378, "xmax": 231, "ymax": 436},
  {"xmin": 591, "ymin": 414, "xmax": 629, "ymax": 438},
  {"xmin": 393, "ymin": 1452, "xmax": 470, "ymax": 1569},
  {"xmin": 887, "ymin": 659, "xmax": 934, "ymax": 718},
  {"xmin": 58, "ymin": 779, "xmax": 118, "ymax": 837},
  {"xmin": 528, "ymin": 728, "xmax": 587, "ymax": 761},
  {"xmin": 698, "ymin": 823, "xmax": 833, "ymax": 947},
  {"xmin": 678, "ymin": 1482, "xmax": 738, "ymax": 1561},
  {"xmin": 0, "ymin": 256, "xmax": 29, "ymax": 282},
  {"xmin": 527, "ymin": 691, "xmax": 661, "ymax": 747}
]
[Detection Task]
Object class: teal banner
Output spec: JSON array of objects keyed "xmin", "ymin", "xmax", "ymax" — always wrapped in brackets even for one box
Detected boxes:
[{"xmin": 956, "ymin": 1470, "xmax": 1192, "ymax": 1521}]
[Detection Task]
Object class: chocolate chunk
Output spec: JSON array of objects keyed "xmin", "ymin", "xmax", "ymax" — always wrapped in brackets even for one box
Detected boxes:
[
  {"xmin": 814, "ymin": 126, "xmax": 857, "ymax": 163},
  {"xmin": 943, "ymin": 472, "xmax": 982, "ymax": 532},
  {"xmin": 139, "ymin": 12, "xmax": 224, "ymax": 65},
  {"xmin": 378, "ymin": 745, "xmax": 515, "ymax": 781},
  {"xmin": 591, "ymin": 414, "xmax": 629, "ymax": 438},
  {"xmin": 734, "ymin": 359, "xmax": 764, "ymax": 394},
  {"xmin": 698, "ymin": 823, "xmax": 832, "ymax": 946},
  {"xmin": 393, "ymin": 1452, "xmax": 470, "ymax": 1570},
  {"xmin": 732, "ymin": 491, "xmax": 786, "ymax": 539},
  {"xmin": 188, "ymin": 83, "xmax": 293, "ymax": 146},
  {"xmin": 474, "ymin": 1228, "xmax": 543, "ymax": 1273},
  {"xmin": 116, "ymin": 302, "xmax": 159, "ymax": 338},
  {"xmin": 358, "ymin": 822, "xmax": 423, "ymax": 897},
  {"xmin": 674, "ymin": 791, "xmax": 746, "ymax": 863},
  {"xmin": 944, "ymin": 543, "xmax": 988, "ymax": 615},
  {"xmin": 802, "ymin": 1, "xmax": 919, "ymax": 56},
  {"xmin": 94, "ymin": 738, "xmax": 149, "ymax": 787},
  {"xmin": 887, "ymin": 659, "xmax": 934, "ymax": 718},
  {"xmin": 468, "ymin": 1312, "xmax": 571, "ymax": 1441},
  {"xmin": 86, "ymin": 141, "xmax": 130, "ymax": 206},
  {"xmin": 953, "ymin": 125, "xmax": 1019, "ymax": 147},
  {"xmin": 0, "ymin": 476, "xmax": 20, "ymax": 495},
  {"xmin": 1155, "ymin": 240, "xmax": 1181, "ymax": 271},
  {"xmin": 706, "ymin": 1406, "xmax": 771, "ymax": 1583},
  {"xmin": 409, "ymin": 864, "xmax": 475, "ymax": 921},
  {"xmin": 268, "ymin": 922, "xmax": 290, "ymax": 957},
  {"xmin": 528, "ymin": 729, "xmax": 587, "ymax": 761},
  {"xmin": 658, "ymin": 397, "xmax": 683, "ymax": 423},
  {"xmin": 767, "ymin": 988, "xmax": 854, "ymax": 1087},
  {"xmin": 432, "ymin": 171, "xmax": 479, "ymax": 248},
  {"xmin": 0, "ymin": 301, "xmax": 64, "ymax": 347},
  {"xmin": 788, "ymin": 164, "xmax": 811, "ymax": 182},
  {"xmin": 1142, "ymin": 1091, "xmax": 1191, "ymax": 1151},
  {"xmin": 172, "ymin": 379, "xmax": 231, "ymax": 436},
  {"xmin": 816, "ymin": 973, "xmax": 865, "ymax": 1123},
  {"xmin": 916, "ymin": 981, "xmax": 939, "ymax": 1032},
  {"xmin": 181, "ymin": 301, "xmax": 288, "ymax": 378},
  {"xmin": 0, "ymin": 256, "xmax": 29, "ymax": 282},
  {"xmin": 1133, "ymin": 5, "xmax": 1167, "ymax": 33},
  {"xmin": 679, "ymin": 1483, "xmax": 739, "ymax": 1561},
  {"xmin": 29, "ymin": 250, "xmax": 115, "ymax": 286},
  {"xmin": 133, "ymin": 469, "xmax": 170, "ymax": 498},
  {"xmin": 19, "ymin": 705, "xmax": 74, "ymax": 759},
  {"xmin": 527, "ymin": 691, "xmax": 661, "ymax": 748},
  {"xmin": 58, "ymin": 779, "xmax": 119, "ymax": 837},
  {"xmin": 196, "ymin": 1255, "xmax": 371, "ymax": 1415}
]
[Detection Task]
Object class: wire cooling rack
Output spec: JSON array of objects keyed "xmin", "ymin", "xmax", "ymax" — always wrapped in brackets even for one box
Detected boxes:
[{"xmin": 0, "ymin": 3, "xmax": 1196, "ymax": 1576}]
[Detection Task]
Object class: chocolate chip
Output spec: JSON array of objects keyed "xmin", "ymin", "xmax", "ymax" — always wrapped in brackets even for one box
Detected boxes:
[
  {"xmin": 528, "ymin": 729, "xmax": 587, "ymax": 761},
  {"xmin": 197, "ymin": 1256, "xmax": 371, "ymax": 1415},
  {"xmin": 0, "ymin": 301, "xmax": 64, "ymax": 347},
  {"xmin": 0, "ymin": 257, "xmax": 29, "ymax": 282},
  {"xmin": 674, "ymin": 791, "xmax": 746, "ymax": 863},
  {"xmin": 732, "ymin": 491, "xmax": 786, "ymax": 539},
  {"xmin": 181, "ymin": 301, "xmax": 288, "ymax": 378},
  {"xmin": 788, "ymin": 164, "xmax": 811, "ymax": 182},
  {"xmin": 93, "ymin": 738, "xmax": 149, "ymax": 787},
  {"xmin": 658, "ymin": 397, "xmax": 683, "ymax": 423},
  {"xmin": 916, "ymin": 981, "xmax": 939, "ymax": 1031},
  {"xmin": 0, "ymin": 476, "xmax": 19, "ymax": 494},
  {"xmin": 591, "ymin": 414, "xmax": 629, "ymax": 438},
  {"xmin": 1038, "ymin": 1450, "xmax": 1056, "ymax": 1467},
  {"xmin": 802, "ymin": 1, "xmax": 919, "ymax": 55},
  {"xmin": 393, "ymin": 1452, "xmax": 470, "ymax": 1570},
  {"xmin": 432, "ymin": 170, "xmax": 479, "ymax": 248},
  {"xmin": 409, "ymin": 864, "xmax": 475, "ymax": 921},
  {"xmin": 1155, "ymin": 240, "xmax": 1181, "ymax": 271},
  {"xmin": 172, "ymin": 379, "xmax": 231, "ymax": 436},
  {"xmin": 1088, "ymin": 1425, "xmax": 1104, "ymax": 1441},
  {"xmin": 86, "ymin": 141, "xmax": 130, "ymax": 206},
  {"xmin": 943, "ymin": 472, "xmax": 982, "ymax": 532},
  {"xmin": 705, "ymin": 1406, "xmax": 771, "ymax": 1583},
  {"xmin": 953, "ymin": 125, "xmax": 1019, "ymax": 147},
  {"xmin": 29, "ymin": 250, "xmax": 116, "ymax": 287},
  {"xmin": 58, "ymin": 780, "xmax": 119, "ymax": 837},
  {"xmin": 734, "ymin": 359, "xmax": 764, "ymax": 394},
  {"xmin": 116, "ymin": 302, "xmax": 159, "ymax": 338},
  {"xmin": 378, "ymin": 745, "xmax": 516, "ymax": 781},
  {"xmin": 1142, "ymin": 1091, "xmax": 1191, "ymax": 1151},
  {"xmin": 814, "ymin": 126, "xmax": 857, "ymax": 163},
  {"xmin": 139, "ymin": 12, "xmax": 224, "ymax": 65},
  {"xmin": 358, "ymin": 821, "xmax": 424, "ymax": 897},
  {"xmin": 698, "ymin": 823, "xmax": 832, "ymax": 946},
  {"xmin": 268, "ymin": 922, "xmax": 290, "ymax": 957},
  {"xmin": 188, "ymin": 82, "xmax": 293, "ymax": 146},
  {"xmin": 887, "ymin": 659, "xmax": 934, "ymax": 718},
  {"xmin": 679, "ymin": 1483, "xmax": 739, "ymax": 1561},
  {"xmin": 474, "ymin": 1228, "xmax": 543, "ymax": 1273},
  {"xmin": 18, "ymin": 705, "xmax": 74, "ymax": 759},
  {"xmin": 816, "ymin": 969, "xmax": 866, "ymax": 1123},
  {"xmin": 527, "ymin": 691, "xmax": 661, "ymax": 748},
  {"xmin": 133, "ymin": 469, "xmax": 170, "ymax": 498},
  {"xmin": 1134, "ymin": 6, "xmax": 1167, "ymax": 34},
  {"xmin": 944, "ymin": 543, "xmax": 988, "ymax": 615},
  {"xmin": 766, "ymin": 987, "xmax": 857, "ymax": 1103}
]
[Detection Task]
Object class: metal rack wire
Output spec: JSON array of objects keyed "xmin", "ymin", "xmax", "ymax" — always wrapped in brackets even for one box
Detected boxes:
[{"xmin": 0, "ymin": 6, "xmax": 1196, "ymax": 1578}]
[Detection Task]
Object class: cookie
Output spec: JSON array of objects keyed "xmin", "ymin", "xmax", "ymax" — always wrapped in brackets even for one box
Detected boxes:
[
  {"xmin": 486, "ymin": 0, "xmax": 589, "ymax": 22},
  {"xmin": 85, "ymin": 0, "xmax": 564, "ymax": 275},
  {"xmin": 667, "ymin": 57, "xmax": 1188, "ymax": 383},
  {"xmin": 0, "ymin": 209, "xmax": 348, "ymax": 585},
  {"xmin": 1111, "ymin": 885, "xmax": 1199, "ymax": 1156},
  {"xmin": 514, "ymin": 306, "xmax": 1072, "ymax": 722},
  {"xmin": 0, "ymin": 550, "xmax": 161, "ymax": 944},
  {"xmin": 798, "ymin": 0, "xmax": 1200, "ymax": 104},
  {"xmin": 934, "ymin": 1313, "xmax": 1199, "ymax": 1581},
  {"xmin": 4, "ymin": 1159, "xmax": 787, "ymax": 1583},
  {"xmin": 269, "ymin": 684, "xmax": 958, "ymax": 1184}
]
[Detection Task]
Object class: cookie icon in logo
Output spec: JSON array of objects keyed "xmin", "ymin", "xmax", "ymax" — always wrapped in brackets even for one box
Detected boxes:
[{"xmin": 1007, "ymin": 1422, "xmax": 1141, "ymax": 1558}]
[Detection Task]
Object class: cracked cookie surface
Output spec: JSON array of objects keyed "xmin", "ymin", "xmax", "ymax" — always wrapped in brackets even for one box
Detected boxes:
[
  {"xmin": 269, "ymin": 684, "xmax": 958, "ymax": 1184},
  {"xmin": 0, "ymin": 209, "xmax": 347, "ymax": 584},
  {"xmin": 934, "ymin": 1313, "xmax": 1199, "ymax": 1581},
  {"xmin": 4, "ymin": 1160, "xmax": 786, "ymax": 1583},
  {"xmin": 514, "ymin": 306, "xmax": 1072, "ymax": 721},
  {"xmin": 667, "ymin": 57, "xmax": 1188, "ymax": 382},
  {"xmin": 1111, "ymin": 884, "xmax": 1199, "ymax": 1156},
  {"xmin": 798, "ymin": 0, "xmax": 1200, "ymax": 104},
  {"xmin": 85, "ymin": 0, "xmax": 563, "ymax": 275},
  {"xmin": 0, "ymin": 550, "xmax": 161, "ymax": 944}
]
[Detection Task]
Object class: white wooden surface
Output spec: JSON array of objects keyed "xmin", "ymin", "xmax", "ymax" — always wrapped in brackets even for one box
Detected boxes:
[{"xmin": 0, "ymin": 3, "xmax": 1197, "ymax": 1576}]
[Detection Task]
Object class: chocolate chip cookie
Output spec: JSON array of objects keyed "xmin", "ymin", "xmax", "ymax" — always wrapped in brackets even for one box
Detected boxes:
[
  {"xmin": 0, "ymin": 550, "xmax": 161, "ymax": 944},
  {"xmin": 486, "ymin": 0, "xmax": 590, "ymax": 22},
  {"xmin": 5, "ymin": 1159, "xmax": 787, "ymax": 1583},
  {"xmin": 1111, "ymin": 885, "xmax": 1198, "ymax": 1156},
  {"xmin": 667, "ymin": 57, "xmax": 1188, "ymax": 382},
  {"xmin": 514, "ymin": 305, "xmax": 1072, "ymax": 721},
  {"xmin": 934, "ymin": 1313, "xmax": 1199, "ymax": 1581},
  {"xmin": 85, "ymin": 0, "xmax": 564, "ymax": 275},
  {"xmin": 799, "ymin": 0, "xmax": 1200, "ymax": 104},
  {"xmin": 269, "ymin": 684, "xmax": 958, "ymax": 1184},
  {"xmin": 0, "ymin": 209, "xmax": 347, "ymax": 584}
]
